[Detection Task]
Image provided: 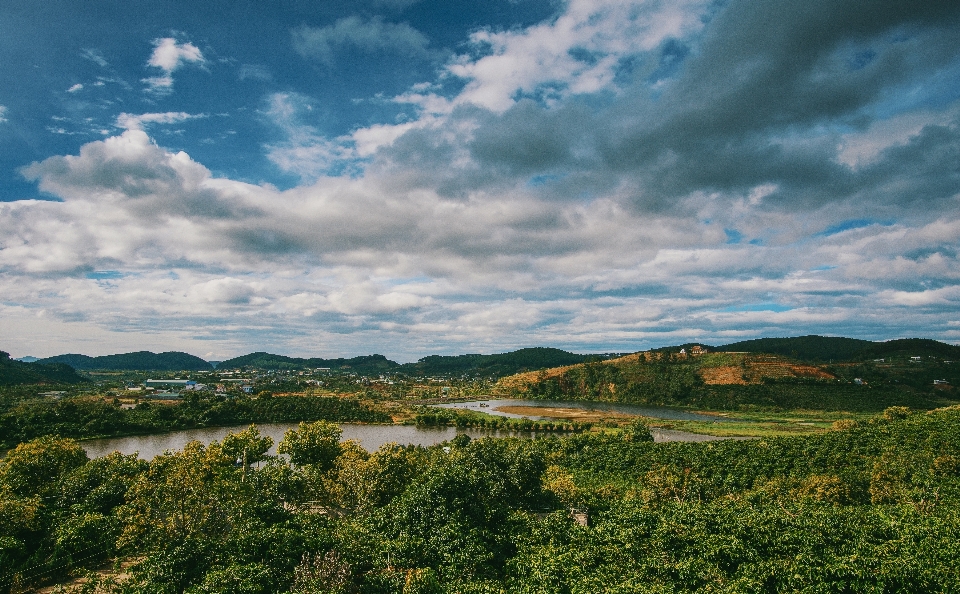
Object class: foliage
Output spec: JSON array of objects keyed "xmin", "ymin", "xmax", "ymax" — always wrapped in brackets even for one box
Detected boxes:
[
  {"xmin": 217, "ymin": 353, "xmax": 397, "ymax": 373},
  {"xmin": 279, "ymin": 421, "xmax": 343, "ymax": 469},
  {"xmin": 4, "ymin": 406, "xmax": 960, "ymax": 593},
  {"xmin": 0, "ymin": 393, "xmax": 389, "ymax": 450},
  {"xmin": 0, "ymin": 435, "xmax": 88, "ymax": 497},
  {"xmin": 501, "ymin": 350, "xmax": 959, "ymax": 412},
  {"xmin": 716, "ymin": 335, "xmax": 960, "ymax": 363},
  {"xmin": 221, "ymin": 425, "xmax": 274, "ymax": 464},
  {"xmin": 37, "ymin": 351, "xmax": 212, "ymax": 371},
  {"xmin": 0, "ymin": 351, "xmax": 87, "ymax": 386},
  {"xmin": 215, "ymin": 348, "xmax": 608, "ymax": 378},
  {"xmin": 399, "ymin": 348, "xmax": 599, "ymax": 379}
]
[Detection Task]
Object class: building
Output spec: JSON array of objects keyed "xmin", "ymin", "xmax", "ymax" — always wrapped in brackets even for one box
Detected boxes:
[{"xmin": 145, "ymin": 379, "xmax": 198, "ymax": 390}]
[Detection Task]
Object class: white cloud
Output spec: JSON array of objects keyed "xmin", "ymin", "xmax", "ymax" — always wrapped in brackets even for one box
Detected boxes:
[
  {"xmin": 292, "ymin": 17, "xmax": 430, "ymax": 65},
  {"xmin": 142, "ymin": 37, "xmax": 205, "ymax": 93},
  {"xmin": 837, "ymin": 105, "xmax": 960, "ymax": 169},
  {"xmin": 5, "ymin": 0, "xmax": 960, "ymax": 359},
  {"xmin": 81, "ymin": 48, "xmax": 109, "ymax": 68},
  {"xmin": 263, "ymin": 92, "xmax": 361, "ymax": 180},
  {"xmin": 445, "ymin": 0, "xmax": 709, "ymax": 112},
  {"xmin": 116, "ymin": 111, "xmax": 205, "ymax": 131},
  {"xmin": 6, "ymin": 124, "xmax": 959, "ymax": 359},
  {"xmin": 0, "ymin": 105, "xmax": 7, "ymax": 123},
  {"xmin": 67, "ymin": 83, "xmax": 84, "ymax": 93}
]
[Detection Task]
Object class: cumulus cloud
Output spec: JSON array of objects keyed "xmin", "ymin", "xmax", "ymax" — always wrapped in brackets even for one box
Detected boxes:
[
  {"xmin": 292, "ymin": 17, "xmax": 430, "ymax": 65},
  {"xmin": 447, "ymin": 0, "xmax": 710, "ymax": 112},
  {"xmin": 4, "ymin": 0, "xmax": 960, "ymax": 358},
  {"xmin": 142, "ymin": 37, "xmax": 206, "ymax": 93}
]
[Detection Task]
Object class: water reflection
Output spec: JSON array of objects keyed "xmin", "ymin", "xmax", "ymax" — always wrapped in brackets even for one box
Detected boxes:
[
  {"xmin": 82, "ymin": 423, "xmax": 538, "ymax": 460},
  {"xmin": 81, "ymin": 420, "xmax": 732, "ymax": 460}
]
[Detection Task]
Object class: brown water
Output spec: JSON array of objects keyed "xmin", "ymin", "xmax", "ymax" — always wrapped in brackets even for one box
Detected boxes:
[{"xmin": 81, "ymin": 421, "xmax": 731, "ymax": 460}]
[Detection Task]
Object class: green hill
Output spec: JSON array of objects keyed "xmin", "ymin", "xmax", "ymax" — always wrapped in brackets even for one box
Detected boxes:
[
  {"xmin": 399, "ymin": 347, "xmax": 599, "ymax": 377},
  {"xmin": 716, "ymin": 336, "xmax": 875, "ymax": 361},
  {"xmin": 217, "ymin": 352, "xmax": 398, "ymax": 373},
  {"xmin": 217, "ymin": 347, "xmax": 600, "ymax": 377},
  {"xmin": 37, "ymin": 351, "xmax": 213, "ymax": 371},
  {"xmin": 0, "ymin": 351, "xmax": 88, "ymax": 385},
  {"xmin": 717, "ymin": 335, "xmax": 960, "ymax": 362}
]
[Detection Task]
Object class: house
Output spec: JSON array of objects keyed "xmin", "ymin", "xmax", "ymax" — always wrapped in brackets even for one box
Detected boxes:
[{"xmin": 690, "ymin": 345, "xmax": 707, "ymax": 356}]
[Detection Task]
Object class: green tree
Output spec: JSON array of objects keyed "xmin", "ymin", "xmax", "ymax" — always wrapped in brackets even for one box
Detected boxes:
[
  {"xmin": 0, "ymin": 435, "xmax": 88, "ymax": 497},
  {"xmin": 118, "ymin": 440, "xmax": 245, "ymax": 549},
  {"xmin": 278, "ymin": 421, "xmax": 343, "ymax": 470},
  {"xmin": 221, "ymin": 425, "xmax": 274, "ymax": 464}
]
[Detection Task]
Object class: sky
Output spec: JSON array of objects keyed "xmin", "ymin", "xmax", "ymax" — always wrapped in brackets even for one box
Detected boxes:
[{"xmin": 1, "ymin": 0, "xmax": 959, "ymax": 362}]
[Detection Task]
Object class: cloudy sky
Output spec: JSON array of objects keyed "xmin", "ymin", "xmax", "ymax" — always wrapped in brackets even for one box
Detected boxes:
[{"xmin": 1, "ymin": 0, "xmax": 959, "ymax": 362}]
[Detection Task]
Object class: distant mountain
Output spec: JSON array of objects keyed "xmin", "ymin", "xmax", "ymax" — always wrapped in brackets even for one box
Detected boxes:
[
  {"xmin": 716, "ymin": 335, "xmax": 960, "ymax": 362},
  {"xmin": 398, "ymin": 347, "xmax": 600, "ymax": 377},
  {"xmin": 716, "ymin": 336, "xmax": 875, "ymax": 361},
  {"xmin": 217, "ymin": 352, "xmax": 398, "ymax": 373},
  {"xmin": 14, "ymin": 356, "xmax": 39, "ymax": 363},
  {"xmin": 216, "ymin": 347, "xmax": 601, "ymax": 377},
  {"xmin": 37, "ymin": 351, "xmax": 213, "ymax": 371},
  {"xmin": 0, "ymin": 351, "xmax": 88, "ymax": 385},
  {"xmin": 859, "ymin": 338, "xmax": 960, "ymax": 361}
]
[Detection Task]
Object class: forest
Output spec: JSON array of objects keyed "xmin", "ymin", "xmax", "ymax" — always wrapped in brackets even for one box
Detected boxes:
[{"xmin": 1, "ymin": 406, "xmax": 958, "ymax": 593}]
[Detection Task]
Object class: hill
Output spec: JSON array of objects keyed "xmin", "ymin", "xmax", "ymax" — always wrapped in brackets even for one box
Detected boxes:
[
  {"xmin": 216, "ymin": 352, "xmax": 398, "ymax": 373},
  {"xmin": 0, "ymin": 351, "xmax": 88, "ymax": 385},
  {"xmin": 717, "ymin": 335, "xmax": 960, "ymax": 362},
  {"xmin": 496, "ymin": 346, "xmax": 960, "ymax": 412},
  {"xmin": 398, "ymin": 347, "xmax": 600, "ymax": 377},
  {"xmin": 218, "ymin": 347, "xmax": 603, "ymax": 378},
  {"xmin": 37, "ymin": 351, "xmax": 213, "ymax": 371}
]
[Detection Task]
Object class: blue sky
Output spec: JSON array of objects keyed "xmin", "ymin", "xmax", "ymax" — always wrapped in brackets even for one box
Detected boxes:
[{"xmin": 1, "ymin": 0, "xmax": 959, "ymax": 361}]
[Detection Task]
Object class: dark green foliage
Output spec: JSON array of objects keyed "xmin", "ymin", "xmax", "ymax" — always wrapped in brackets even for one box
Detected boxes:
[
  {"xmin": 717, "ymin": 335, "xmax": 960, "ymax": 362},
  {"xmin": 0, "ymin": 351, "xmax": 88, "ymax": 386},
  {"xmin": 217, "ymin": 352, "xmax": 397, "ymax": 373},
  {"xmin": 216, "ymin": 347, "xmax": 606, "ymax": 378},
  {"xmin": 3, "ymin": 407, "xmax": 960, "ymax": 593},
  {"xmin": 716, "ymin": 335, "xmax": 875, "ymax": 361},
  {"xmin": 278, "ymin": 421, "xmax": 343, "ymax": 469},
  {"xmin": 37, "ymin": 350, "xmax": 213, "ymax": 371},
  {"xmin": 0, "ymin": 394, "xmax": 390, "ymax": 449},
  {"xmin": 400, "ymin": 347, "xmax": 600, "ymax": 378}
]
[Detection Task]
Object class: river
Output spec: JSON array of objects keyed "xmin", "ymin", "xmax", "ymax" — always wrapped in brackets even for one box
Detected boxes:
[{"xmin": 81, "ymin": 419, "xmax": 733, "ymax": 460}]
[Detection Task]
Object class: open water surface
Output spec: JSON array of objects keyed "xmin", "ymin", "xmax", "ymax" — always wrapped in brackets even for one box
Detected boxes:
[{"xmin": 81, "ymin": 418, "xmax": 733, "ymax": 460}]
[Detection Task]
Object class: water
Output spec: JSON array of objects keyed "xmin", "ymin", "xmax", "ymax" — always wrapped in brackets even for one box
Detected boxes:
[
  {"xmin": 81, "ymin": 420, "xmax": 731, "ymax": 460},
  {"xmin": 82, "ymin": 423, "xmax": 545, "ymax": 460},
  {"xmin": 434, "ymin": 399, "xmax": 741, "ymax": 422}
]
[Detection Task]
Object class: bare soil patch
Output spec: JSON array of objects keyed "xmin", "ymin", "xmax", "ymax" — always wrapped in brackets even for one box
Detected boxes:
[{"xmin": 700, "ymin": 366, "xmax": 748, "ymax": 385}]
